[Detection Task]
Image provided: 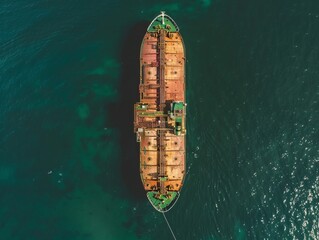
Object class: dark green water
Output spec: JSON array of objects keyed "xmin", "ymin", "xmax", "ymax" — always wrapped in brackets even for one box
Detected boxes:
[{"xmin": 1, "ymin": 1, "xmax": 319, "ymax": 239}]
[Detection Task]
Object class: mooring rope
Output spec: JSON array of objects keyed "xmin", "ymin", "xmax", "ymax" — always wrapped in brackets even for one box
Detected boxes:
[{"xmin": 162, "ymin": 212, "xmax": 177, "ymax": 240}]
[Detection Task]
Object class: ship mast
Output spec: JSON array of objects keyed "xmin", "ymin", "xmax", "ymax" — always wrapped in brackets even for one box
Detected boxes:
[{"xmin": 161, "ymin": 11, "xmax": 165, "ymax": 25}]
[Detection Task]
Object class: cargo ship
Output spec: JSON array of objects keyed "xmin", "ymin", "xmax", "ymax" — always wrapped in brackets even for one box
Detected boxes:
[{"xmin": 134, "ymin": 12, "xmax": 186, "ymax": 212}]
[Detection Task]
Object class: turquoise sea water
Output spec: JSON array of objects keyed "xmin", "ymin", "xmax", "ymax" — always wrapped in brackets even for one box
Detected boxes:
[{"xmin": 1, "ymin": 1, "xmax": 319, "ymax": 239}]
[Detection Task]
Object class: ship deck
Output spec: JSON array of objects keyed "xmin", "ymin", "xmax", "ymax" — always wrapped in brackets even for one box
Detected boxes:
[{"xmin": 134, "ymin": 12, "xmax": 186, "ymax": 211}]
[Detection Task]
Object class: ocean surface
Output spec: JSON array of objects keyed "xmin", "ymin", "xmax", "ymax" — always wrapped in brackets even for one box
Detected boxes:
[{"xmin": 1, "ymin": 1, "xmax": 319, "ymax": 239}]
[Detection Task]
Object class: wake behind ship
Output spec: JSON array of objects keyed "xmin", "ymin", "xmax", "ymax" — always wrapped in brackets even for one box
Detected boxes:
[{"xmin": 134, "ymin": 12, "xmax": 186, "ymax": 212}]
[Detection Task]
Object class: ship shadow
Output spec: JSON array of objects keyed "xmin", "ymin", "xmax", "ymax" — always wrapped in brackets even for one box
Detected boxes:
[{"xmin": 110, "ymin": 21, "xmax": 149, "ymax": 201}]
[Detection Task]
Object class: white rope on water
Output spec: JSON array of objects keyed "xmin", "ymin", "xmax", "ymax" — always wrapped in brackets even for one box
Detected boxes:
[{"xmin": 162, "ymin": 212, "xmax": 177, "ymax": 240}]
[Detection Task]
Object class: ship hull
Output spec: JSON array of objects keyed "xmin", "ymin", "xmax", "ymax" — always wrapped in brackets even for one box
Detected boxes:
[{"xmin": 134, "ymin": 12, "xmax": 186, "ymax": 212}]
